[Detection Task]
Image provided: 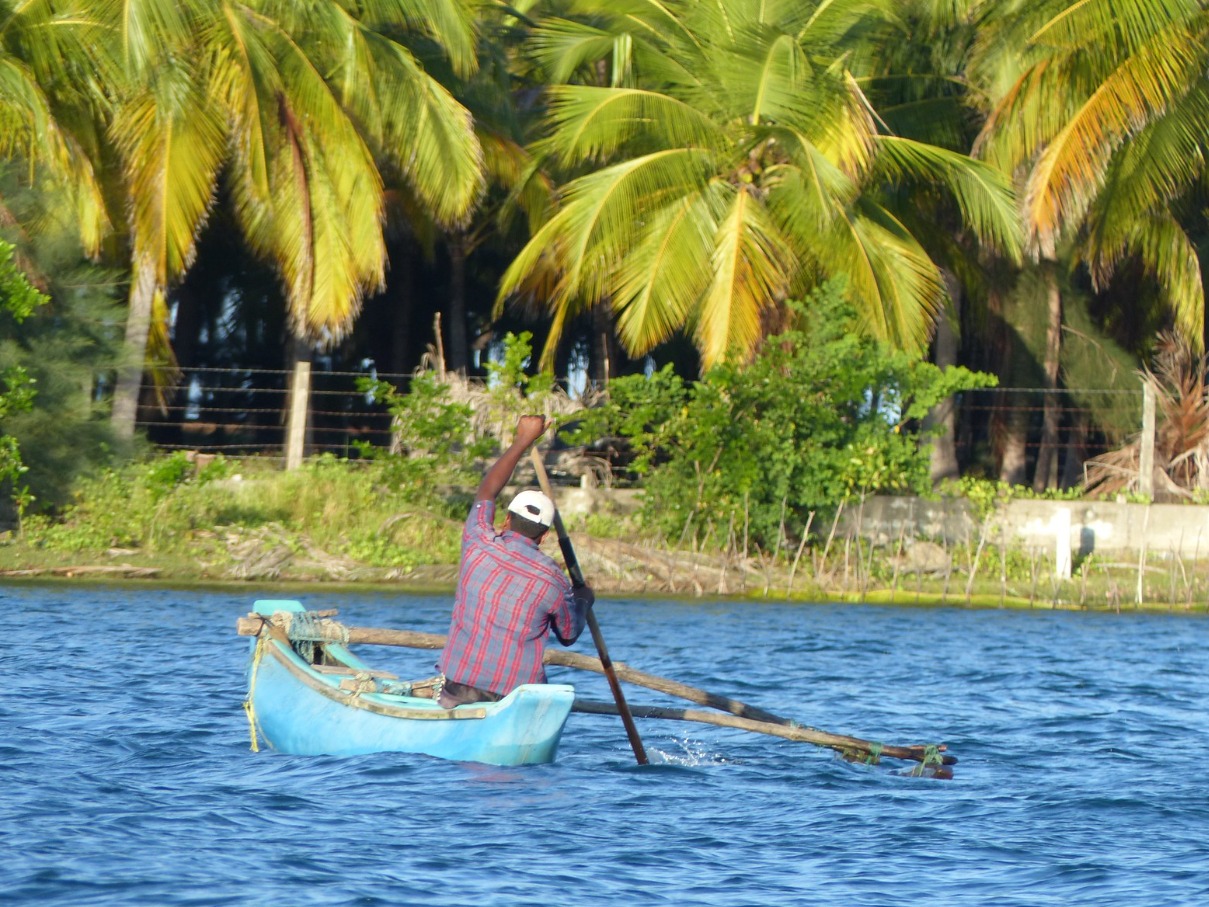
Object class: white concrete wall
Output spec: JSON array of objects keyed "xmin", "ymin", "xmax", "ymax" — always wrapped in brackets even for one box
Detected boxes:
[{"xmin": 858, "ymin": 495, "xmax": 1209, "ymax": 557}]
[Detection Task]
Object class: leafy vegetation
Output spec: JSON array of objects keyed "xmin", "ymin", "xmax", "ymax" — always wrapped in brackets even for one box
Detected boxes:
[
  {"xmin": 18, "ymin": 453, "xmax": 464, "ymax": 575},
  {"xmin": 3, "ymin": 1, "xmax": 1209, "ymax": 601},
  {"xmin": 0, "ymin": 239, "xmax": 48, "ymax": 524},
  {"xmin": 567, "ymin": 283, "xmax": 997, "ymax": 549}
]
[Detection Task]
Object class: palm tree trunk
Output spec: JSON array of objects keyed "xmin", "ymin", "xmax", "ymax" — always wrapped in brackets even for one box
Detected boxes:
[
  {"xmin": 1033, "ymin": 262, "xmax": 1063, "ymax": 491},
  {"xmin": 925, "ymin": 274, "xmax": 961, "ymax": 484},
  {"xmin": 387, "ymin": 241, "xmax": 415, "ymax": 376},
  {"xmin": 110, "ymin": 258, "xmax": 157, "ymax": 441},
  {"xmin": 996, "ymin": 393, "xmax": 1029, "ymax": 484},
  {"xmin": 446, "ymin": 233, "xmax": 469, "ymax": 374},
  {"xmin": 591, "ymin": 303, "xmax": 618, "ymax": 387},
  {"xmin": 984, "ymin": 282, "xmax": 1030, "ymax": 485},
  {"xmin": 1060, "ymin": 415, "xmax": 1087, "ymax": 489}
]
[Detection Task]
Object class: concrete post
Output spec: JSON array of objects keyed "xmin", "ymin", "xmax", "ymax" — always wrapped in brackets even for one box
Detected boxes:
[
  {"xmin": 1139, "ymin": 380, "xmax": 1155, "ymax": 499},
  {"xmin": 1054, "ymin": 507, "xmax": 1072, "ymax": 580}
]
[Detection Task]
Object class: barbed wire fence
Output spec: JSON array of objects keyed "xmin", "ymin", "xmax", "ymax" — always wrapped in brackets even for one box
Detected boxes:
[{"xmin": 134, "ymin": 365, "xmax": 1146, "ymax": 485}]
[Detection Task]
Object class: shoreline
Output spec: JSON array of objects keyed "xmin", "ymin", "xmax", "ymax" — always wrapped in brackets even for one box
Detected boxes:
[{"xmin": 3, "ymin": 566, "xmax": 1206, "ymax": 615}]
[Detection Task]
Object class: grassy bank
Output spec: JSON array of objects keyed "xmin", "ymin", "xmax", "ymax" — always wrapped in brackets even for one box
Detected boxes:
[{"xmin": 2, "ymin": 452, "xmax": 1206, "ymax": 613}]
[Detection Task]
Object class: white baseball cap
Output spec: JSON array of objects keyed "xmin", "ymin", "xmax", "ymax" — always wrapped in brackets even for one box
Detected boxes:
[{"xmin": 507, "ymin": 489, "xmax": 555, "ymax": 528}]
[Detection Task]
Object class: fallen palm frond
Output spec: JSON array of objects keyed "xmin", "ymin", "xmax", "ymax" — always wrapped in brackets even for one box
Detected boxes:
[{"xmin": 1083, "ymin": 333, "xmax": 1209, "ymax": 499}]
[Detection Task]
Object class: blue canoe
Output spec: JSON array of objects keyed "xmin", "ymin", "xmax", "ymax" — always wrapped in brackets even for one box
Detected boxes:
[{"xmin": 242, "ymin": 600, "xmax": 574, "ymax": 766}]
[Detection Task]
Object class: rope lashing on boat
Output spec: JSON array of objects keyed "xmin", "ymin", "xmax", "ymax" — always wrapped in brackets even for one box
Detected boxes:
[
  {"xmin": 271, "ymin": 610, "xmax": 351, "ymax": 662},
  {"xmin": 838, "ymin": 741, "xmax": 885, "ymax": 765},
  {"xmin": 243, "ymin": 634, "xmax": 267, "ymax": 753},
  {"xmin": 345, "ymin": 672, "xmax": 379, "ymax": 696}
]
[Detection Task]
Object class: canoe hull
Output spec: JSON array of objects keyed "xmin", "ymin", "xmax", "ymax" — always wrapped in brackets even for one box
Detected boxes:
[{"xmin": 245, "ymin": 601, "xmax": 573, "ymax": 766}]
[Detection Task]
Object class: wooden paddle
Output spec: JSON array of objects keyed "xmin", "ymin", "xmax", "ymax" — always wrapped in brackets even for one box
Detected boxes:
[
  {"xmin": 236, "ymin": 615, "xmax": 954, "ymax": 770},
  {"xmin": 528, "ymin": 448, "xmax": 649, "ymax": 766}
]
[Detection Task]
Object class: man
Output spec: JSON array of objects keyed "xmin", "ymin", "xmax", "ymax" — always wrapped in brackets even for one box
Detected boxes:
[{"xmin": 437, "ymin": 414, "xmax": 595, "ymax": 708}]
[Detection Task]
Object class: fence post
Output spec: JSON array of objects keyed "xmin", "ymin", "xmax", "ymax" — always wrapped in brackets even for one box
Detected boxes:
[
  {"xmin": 1139, "ymin": 379, "xmax": 1155, "ymax": 499},
  {"xmin": 286, "ymin": 358, "xmax": 311, "ymax": 470}
]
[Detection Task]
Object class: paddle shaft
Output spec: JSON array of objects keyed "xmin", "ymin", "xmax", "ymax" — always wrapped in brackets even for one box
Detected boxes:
[{"xmin": 529, "ymin": 449, "xmax": 648, "ymax": 765}]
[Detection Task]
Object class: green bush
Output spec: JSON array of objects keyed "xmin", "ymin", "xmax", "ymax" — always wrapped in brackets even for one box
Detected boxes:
[
  {"xmin": 20, "ymin": 451, "xmax": 465, "ymax": 570},
  {"xmin": 571, "ymin": 281, "xmax": 996, "ymax": 550}
]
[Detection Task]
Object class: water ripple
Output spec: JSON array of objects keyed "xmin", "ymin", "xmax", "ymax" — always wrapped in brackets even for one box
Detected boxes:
[{"xmin": 4, "ymin": 589, "xmax": 1209, "ymax": 905}]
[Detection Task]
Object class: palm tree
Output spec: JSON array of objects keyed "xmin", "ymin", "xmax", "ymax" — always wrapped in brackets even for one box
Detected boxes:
[
  {"xmin": 858, "ymin": 0, "xmax": 1004, "ymax": 481},
  {"xmin": 85, "ymin": 0, "xmax": 484, "ymax": 453},
  {"xmin": 975, "ymin": 0, "xmax": 1208, "ymax": 341},
  {"xmin": 214, "ymin": 0, "xmax": 484, "ymax": 465},
  {"xmin": 0, "ymin": 0, "xmax": 109, "ymax": 263},
  {"xmin": 498, "ymin": 0, "xmax": 1021, "ymax": 371},
  {"xmin": 387, "ymin": 1, "xmax": 554, "ymax": 375},
  {"xmin": 972, "ymin": 0, "xmax": 1209, "ymax": 487}
]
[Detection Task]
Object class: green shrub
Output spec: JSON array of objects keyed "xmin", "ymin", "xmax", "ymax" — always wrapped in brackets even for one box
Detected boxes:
[{"xmin": 572, "ymin": 281, "xmax": 996, "ymax": 550}]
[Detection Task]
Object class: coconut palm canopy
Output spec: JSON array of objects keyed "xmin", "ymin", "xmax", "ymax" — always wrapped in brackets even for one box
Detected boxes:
[
  {"xmin": 974, "ymin": 0, "xmax": 1209, "ymax": 347},
  {"xmin": 95, "ymin": 0, "xmax": 485, "ymax": 344},
  {"xmin": 4, "ymin": 0, "xmax": 488, "ymax": 438},
  {"xmin": 499, "ymin": 0, "xmax": 1023, "ymax": 369}
]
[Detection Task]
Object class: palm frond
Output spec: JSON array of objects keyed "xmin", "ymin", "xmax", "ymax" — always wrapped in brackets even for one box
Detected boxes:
[
  {"xmin": 528, "ymin": 16, "xmax": 620, "ymax": 83},
  {"xmin": 109, "ymin": 63, "xmax": 226, "ymax": 282},
  {"xmin": 1030, "ymin": 0, "xmax": 1199, "ymax": 53},
  {"xmin": 764, "ymin": 147, "xmax": 858, "ymax": 239},
  {"xmin": 355, "ymin": 0, "xmax": 480, "ymax": 78},
  {"xmin": 973, "ymin": 57, "xmax": 1096, "ymax": 174},
  {"xmin": 543, "ymin": 85, "xmax": 726, "ymax": 163},
  {"xmin": 612, "ymin": 191, "xmax": 715, "ymax": 354},
  {"xmin": 735, "ymin": 31, "xmax": 817, "ymax": 127},
  {"xmin": 1083, "ymin": 80, "xmax": 1209, "ymax": 255},
  {"xmin": 874, "ymin": 135, "xmax": 1023, "ymax": 262},
  {"xmin": 210, "ymin": 5, "xmax": 280, "ymax": 201},
  {"xmin": 811, "ymin": 71, "xmax": 877, "ymax": 180},
  {"xmin": 107, "ymin": 0, "xmax": 195, "ymax": 72},
  {"xmin": 792, "ymin": 0, "xmax": 898, "ymax": 50},
  {"xmin": 1025, "ymin": 19, "xmax": 1208, "ymax": 246},
  {"xmin": 548, "ymin": 146, "xmax": 716, "ymax": 300},
  {"xmin": 0, "ymin": 57, "xmax": 109, "ymax": 254},
  {"xmin": 252, "ymin": 124, "xmax": 386, "ymax": 343},
  {"xmin": 1084, "ymin": 212, "xmax": 1204, "ymax": 348},
  {"xmin": 500, "ymin": 148, "xmax": 715, "ymax": 358},
  {"xmin": 511, "ymin": 147, "xmax": 712, "ymax": 331},
  {"xmin": 392, "ymin": 70, "xmax": 484, "ymax": 226},
  {"xmin": 693, "ymin": 182, "xmax": 791, "ymax": 365},
  {"xmin": 824, "ymin": 200, "xmax": 944, "ymax": 354}
]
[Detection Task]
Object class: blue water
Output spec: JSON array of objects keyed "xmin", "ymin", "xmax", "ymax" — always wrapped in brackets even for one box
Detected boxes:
[{"xmin": 3, "ymin": 585, "xmax": 1208, "ymax": 906}]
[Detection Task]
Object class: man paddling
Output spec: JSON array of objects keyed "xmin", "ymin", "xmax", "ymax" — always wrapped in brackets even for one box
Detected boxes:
[{"xmin": 437, "ymin": 415, "xmax": 595, "ymax": 708}]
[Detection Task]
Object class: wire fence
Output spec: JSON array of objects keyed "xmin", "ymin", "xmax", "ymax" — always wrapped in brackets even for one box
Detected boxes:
[
  {"xmin": 139, "ymin": 365, "xmax": 406, "ymax": 462},
  {"xmin": 135, "ymin": 366, "xmax": 1146, "ymax": 483}
]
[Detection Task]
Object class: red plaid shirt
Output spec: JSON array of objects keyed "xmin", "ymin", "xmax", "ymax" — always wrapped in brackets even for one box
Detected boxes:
[{"xmin": 438, "ymin": 500, "xmax": 587, "ymax": 695}]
